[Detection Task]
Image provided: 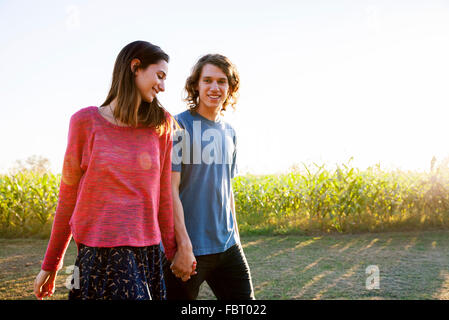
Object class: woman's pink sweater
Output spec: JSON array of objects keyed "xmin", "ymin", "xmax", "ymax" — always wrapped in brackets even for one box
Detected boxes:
[{"xmin": 42, "ymin": 106, "xmax": 177, "ymax": 271}]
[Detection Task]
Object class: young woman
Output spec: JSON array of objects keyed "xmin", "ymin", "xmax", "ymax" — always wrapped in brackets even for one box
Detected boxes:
[{"xmin": 33, "ymin": 40, "xmax": 177, "ymax": 300}]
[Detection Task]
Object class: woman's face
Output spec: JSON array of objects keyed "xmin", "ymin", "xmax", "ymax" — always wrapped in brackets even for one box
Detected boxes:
[{"xmin": 134, "ymin": 60, "xmax": 168, "ymax": 103}]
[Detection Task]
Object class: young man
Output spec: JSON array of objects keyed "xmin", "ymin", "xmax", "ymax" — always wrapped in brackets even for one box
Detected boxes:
[{"xmin": 163, "ymin": 54, "xmax": 255, "ymax": 300}]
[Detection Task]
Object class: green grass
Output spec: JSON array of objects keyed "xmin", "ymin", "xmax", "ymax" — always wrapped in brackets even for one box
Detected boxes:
[{"xmin": 2, "ymin": 230, "xmax": 449, "ymax": 300}]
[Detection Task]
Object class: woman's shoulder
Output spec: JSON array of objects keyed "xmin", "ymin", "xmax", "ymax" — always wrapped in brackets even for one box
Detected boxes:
[
  {"xmin": 69, "ymin": 106, "xmax": 98, "ymax": 128},
  {"xmin": 72, "ymin": 106, "xmax": 97, "ymax": 118},
  {"xmin": 161, "ymin": 108, "xmax": 178, "ymax": 131},
  {"xmin": 162, "ymin": 108, "xmax": 175, "ymax": 122}
]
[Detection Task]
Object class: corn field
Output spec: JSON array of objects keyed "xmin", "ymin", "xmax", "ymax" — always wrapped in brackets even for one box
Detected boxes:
[
  {"xmin": 1, "ymin": 162, "xmax": 449, "ymax": 237},
  {"xmin": 0, "ymin": 171, "xmax": 60, "ymax": 237},
  {"xmin": 233, "ymin": 162, "xmax": 449, "ymax": 234}
]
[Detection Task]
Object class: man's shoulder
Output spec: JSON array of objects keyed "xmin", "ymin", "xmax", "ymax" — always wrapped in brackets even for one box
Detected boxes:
[
  {"xmin": 174, "ymin": 110, "xmax": 192, "ymax": 122},
  {"xmin": 173, "ymin": 110, "xmax": 192, "ymax": 129},
  {"xmin": 221, "ymin": 119, "xmax": 237, "ymax": 136},
  {"xmin": 174, "ymin": 110, "xmax": 237, "ymax": 135},
  {"xmin": 222, "ymin": 119, "xmax": 235, "ymax": 130}
]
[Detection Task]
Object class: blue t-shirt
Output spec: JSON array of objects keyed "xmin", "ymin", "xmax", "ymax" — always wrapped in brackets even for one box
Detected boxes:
[{"xmin": 172, "ymin": 110, "xmax": 239, "ymax": 256}]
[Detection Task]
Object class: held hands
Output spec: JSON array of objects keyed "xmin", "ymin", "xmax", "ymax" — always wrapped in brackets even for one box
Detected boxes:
[
  {"xmin": 34, "ymin": 269, "xmax": 58, "ymax": 300},
  {"xmin": 170, "ymin": 247, "xmax": 197, "ymax": 282}
]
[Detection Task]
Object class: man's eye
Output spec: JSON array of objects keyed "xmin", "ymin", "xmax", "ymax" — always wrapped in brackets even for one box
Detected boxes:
[{"xmin": 204, "ymin": 79, "xmax": 211, "ymax": 83}]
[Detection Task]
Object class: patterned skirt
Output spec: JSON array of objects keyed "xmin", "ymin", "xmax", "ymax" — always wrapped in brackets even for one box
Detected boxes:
[{"xmin": 68, "ymin": 243, "xmax": 166, "ymax": 300}]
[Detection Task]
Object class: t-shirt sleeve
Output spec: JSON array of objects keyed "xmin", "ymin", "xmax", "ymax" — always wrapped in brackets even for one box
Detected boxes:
[{"xmin": 41, "ymin": 111, "xmax": 88, "ymax": 271}]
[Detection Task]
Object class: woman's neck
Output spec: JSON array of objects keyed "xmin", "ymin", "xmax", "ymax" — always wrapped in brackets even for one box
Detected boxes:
[{"xmin": 100, "ymin": 99, "xmax": 129, "ymax": 127}]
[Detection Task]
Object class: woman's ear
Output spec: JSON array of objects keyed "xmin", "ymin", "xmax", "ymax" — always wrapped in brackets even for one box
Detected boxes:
[{"xmin": 130, "ymin": 58, "xmax": 141, "ymax": 74}]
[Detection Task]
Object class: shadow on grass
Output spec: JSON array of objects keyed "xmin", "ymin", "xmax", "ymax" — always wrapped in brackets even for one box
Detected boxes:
[
  {"xmin": 236, "ymin": 230, "xmax": 449, "ymax": 300},
  {"xmin": 1, "ymin": 231, "xmax": 449, "ymax": 300}
]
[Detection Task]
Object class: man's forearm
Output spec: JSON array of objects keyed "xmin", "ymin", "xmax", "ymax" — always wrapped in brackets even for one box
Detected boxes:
[
  {"xmin": 171, "ymin": 187, "xmax": 197, "ymax": 280},
  {"xmin": 173, "ymin": 195, "xmax": 192, "ymax": 250}
]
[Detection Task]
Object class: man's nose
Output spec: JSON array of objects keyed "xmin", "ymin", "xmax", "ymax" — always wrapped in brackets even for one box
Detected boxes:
[{"xmin": 210, "ymin": 81, "xmax": 219, "ymax": 90}]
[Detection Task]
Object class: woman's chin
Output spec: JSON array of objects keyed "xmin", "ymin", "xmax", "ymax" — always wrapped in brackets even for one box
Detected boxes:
[{"xmin": 142, "ymin": 96, "xmax": 155, "ymax": 103}]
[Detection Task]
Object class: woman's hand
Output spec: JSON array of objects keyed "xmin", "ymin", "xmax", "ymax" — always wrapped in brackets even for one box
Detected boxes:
[{"xmin": 34, "ymin": 269, "xmax": 58, "ymax": 300}]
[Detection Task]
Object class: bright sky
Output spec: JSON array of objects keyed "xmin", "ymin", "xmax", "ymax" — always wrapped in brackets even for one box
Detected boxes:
[{"xmin": 1, "ymin": 0, "xmax": 448, "ymax": 174}]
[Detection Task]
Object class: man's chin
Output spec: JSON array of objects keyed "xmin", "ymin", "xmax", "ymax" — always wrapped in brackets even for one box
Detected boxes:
[{"xmin": 204, "ymin": 103, "xmax": 222, "ymax": 110}]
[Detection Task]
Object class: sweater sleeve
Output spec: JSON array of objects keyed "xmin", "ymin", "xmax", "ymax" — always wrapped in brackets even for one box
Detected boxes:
[
  {"xmin": 158, "ymin": 118, "xmax": 177, "ymax": 261},
  {"xmin": 41, "ymin": 112, "xmax": 88, "ymax": 271}
]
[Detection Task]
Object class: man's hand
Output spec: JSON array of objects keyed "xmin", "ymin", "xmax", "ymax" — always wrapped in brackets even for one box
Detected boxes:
[{"xmin": 170, "ymin": 247, "xmax": 197, "ymax": 282}]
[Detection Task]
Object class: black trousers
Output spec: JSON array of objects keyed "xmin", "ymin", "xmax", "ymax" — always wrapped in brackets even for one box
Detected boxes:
[{"xmin": 162, "ymin": 243, "xmax": 255, "ymax": 300}]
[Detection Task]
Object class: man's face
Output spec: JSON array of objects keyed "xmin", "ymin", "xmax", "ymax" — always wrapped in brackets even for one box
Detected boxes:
[{"xmin": 196, "ymin": 63, "xmax": 229, "ymax": 111}]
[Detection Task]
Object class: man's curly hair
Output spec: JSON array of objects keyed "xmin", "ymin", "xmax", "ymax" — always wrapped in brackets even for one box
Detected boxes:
[{"xmin": 184, "ymin": 54, "xmax": 240, "ymax": 113}]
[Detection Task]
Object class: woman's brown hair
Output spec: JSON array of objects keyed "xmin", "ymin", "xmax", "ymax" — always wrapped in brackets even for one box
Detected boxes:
[
  {"xmin": 101, "ymin": 40, "xmax": 172, "ymax": 135},
  {"xmin": 184, "ymin": 54, "xmax": 240, "ymax": 114}
]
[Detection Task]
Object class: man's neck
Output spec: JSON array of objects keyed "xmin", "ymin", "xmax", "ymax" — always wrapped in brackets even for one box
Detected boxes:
[{"xmin": 197, "ymin": 105, "xmax": 221, "ymax": 122}]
